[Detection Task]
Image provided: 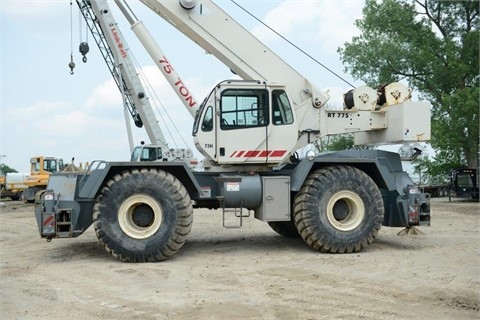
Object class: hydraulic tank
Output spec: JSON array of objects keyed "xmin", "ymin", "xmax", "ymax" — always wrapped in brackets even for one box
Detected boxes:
[{"xmin": 217, "ymin": 174, "xmax": 262, "ymax": 208}]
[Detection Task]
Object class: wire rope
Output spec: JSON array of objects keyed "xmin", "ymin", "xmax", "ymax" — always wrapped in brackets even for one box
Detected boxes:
[{"xmin": 230, "ymin": 0, "xmax": 355, "ymax": 89}]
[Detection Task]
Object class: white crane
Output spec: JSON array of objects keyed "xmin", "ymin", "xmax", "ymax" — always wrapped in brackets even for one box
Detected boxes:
[{"xmin": 34, "ymin": 0, "xmax": 432, "ymax": 262}]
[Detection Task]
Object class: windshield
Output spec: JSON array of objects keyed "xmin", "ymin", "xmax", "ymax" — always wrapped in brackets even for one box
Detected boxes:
[
  {"xmin": 44, "ymin": 159, "xmax": 57, "ymax": 173},
  {"xmin": 456, "ymin": 173, "xmax": 474, "ymax": 188},
  {"xmin": 132, "ymin": 146, "xmax": 162, "ymax": 162},
  {"xmin": 131, "ymin": 147, "xmax": 142, "ymax": 162},
  {"xmin": 193, "ymin": 88, "xmax": 216, "ymax": 135}
]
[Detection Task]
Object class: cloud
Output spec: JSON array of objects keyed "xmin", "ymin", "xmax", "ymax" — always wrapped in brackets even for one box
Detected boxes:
[
  {"xmin": 0, "ymin": 1, "xmax": 65, "ymax": 19},
  {"xmin": 252, "ymin": 1, "xmax": 363, "ymax": 53},
  {"xmin": 1, "ymin": 97, "xmax": 127, "ymax": 171},
  {"xmin": 83, "ymin": 78, "xmax": 122, "ymax": 113},
  {"xmin": 323, "ymin": 86, "xmax": 348, "ymax": 110}
]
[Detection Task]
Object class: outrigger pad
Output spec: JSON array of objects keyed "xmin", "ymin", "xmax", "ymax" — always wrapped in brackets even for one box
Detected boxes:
[{"xmin": 397, "ymin": 226, "xmax": 424, "ymax": 236}]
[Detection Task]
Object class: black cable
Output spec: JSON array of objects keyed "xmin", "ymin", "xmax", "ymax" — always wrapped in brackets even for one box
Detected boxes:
[
  {"xmin": 230, "ymin": 0, "xmax": 355, "ymax": 89},
  {"xmin": 70, "ymin": 0, "xmax": 73, "ymax": 55}
]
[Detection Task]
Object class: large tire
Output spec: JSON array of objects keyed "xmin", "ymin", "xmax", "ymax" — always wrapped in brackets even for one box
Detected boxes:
[
  {"xmin": 93, "ymin": 168, "xmax": 193, "ymax": 262},
  {"xmin": 267, "ymin": 221, "xmax": 300, "ymax": 238},
  {"xmin": 34, "ymin": 190, "xmax": 46, "ymax": 207},
  {"xmin": 293, "ymin": 166, "xmax": 383, "ymax": 253}
]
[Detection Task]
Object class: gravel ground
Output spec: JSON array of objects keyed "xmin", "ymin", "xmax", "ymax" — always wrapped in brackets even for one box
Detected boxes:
[{"xmin": 0, "ymin": 198, "xmax": 479, "ymax": 319}]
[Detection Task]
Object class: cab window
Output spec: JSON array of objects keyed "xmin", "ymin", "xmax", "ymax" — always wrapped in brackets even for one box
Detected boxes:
[
  {"xmin": 220, "ymin": 89, "xmax": 268, "ymax": 130},
  {"xmin": 201, "ymin": 106, "xmax": 214, "ymax": 132},
  {"xmin": 44, "ymin": 159, "xmax": 57, "ymax": 173},
  {"xmin": 141, "ymin": 147, "xmax": 161, "ymax": 161},
  {"xmin": 272, "ymin": 90, "xmax": 294, "ymax": 125}
]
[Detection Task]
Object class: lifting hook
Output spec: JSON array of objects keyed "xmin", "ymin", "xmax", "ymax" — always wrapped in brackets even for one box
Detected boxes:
[
  {"xmin": 68, "ymin": 53, "xmax": 75, "ymax": 75},
  {"xmin": 79, "ymin": 42, "xmax": 90, "ymax": 63}
]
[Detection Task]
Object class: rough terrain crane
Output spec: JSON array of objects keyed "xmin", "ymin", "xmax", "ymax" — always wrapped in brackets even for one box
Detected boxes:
[{"xmin": 35, "ymin": 0, "xmax": 431, "ymax": 262}]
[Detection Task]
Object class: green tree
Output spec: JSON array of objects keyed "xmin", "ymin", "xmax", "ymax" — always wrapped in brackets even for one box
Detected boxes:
[
  {"xmin": 314, "ymin": 134, "xmax": 374, "ymax": 152},
  {"xmin": 0, "ymin": 164, "xmax": 18, "ymax": 174},
  {"xmin": 338, "ymin": 0, "xmax": 479, "ymax": 173}
]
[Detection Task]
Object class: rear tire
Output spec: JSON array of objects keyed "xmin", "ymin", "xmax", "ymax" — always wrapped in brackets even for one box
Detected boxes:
[
  {"xmin": 267, "ymin": 221, "xmax": 300, "ymax": 238},
  {"xmin": 94, "ymin": 168, "xmax": 193, "ymax": 262},
  {"xmin": 293, "ymin": 166, "xmax": 383, "ymax": 253}
]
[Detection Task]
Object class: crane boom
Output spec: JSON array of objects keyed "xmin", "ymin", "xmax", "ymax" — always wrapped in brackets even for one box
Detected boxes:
[
  {"xmin": 77, "ymin": 0, "xmax": 197, "ymax": 163},
  {"xmin": 114, "ymin": 0, "xmax": 199, "ymax": 117},
  {"xmin": 140, "ymin": 0, "xmax": 329, "ymax": 109},
  {"xmin": 77, "ymin": 0, "xmax": 169, "ymax": 150}
]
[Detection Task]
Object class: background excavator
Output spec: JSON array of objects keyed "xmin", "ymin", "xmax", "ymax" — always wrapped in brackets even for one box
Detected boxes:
[{"xmin": 22, "ymin": 156, "xmax": 87, "ymax": 203}]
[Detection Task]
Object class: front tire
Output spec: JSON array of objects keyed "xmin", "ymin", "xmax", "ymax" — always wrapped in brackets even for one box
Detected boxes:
[
  {"xmin": 94, "ymin": 168, "xmax": 193, "ymax": 262},
  {"xmin": 293, "ymin": 166, "xmax": 383, "ymax": 253}
]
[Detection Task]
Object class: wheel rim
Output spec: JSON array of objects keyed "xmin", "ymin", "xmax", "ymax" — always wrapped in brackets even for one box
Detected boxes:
[
  {"xmin": 326, "ymin": 190, "xmax": 365, "ymax": 231},
  {"xmin": 118, "ymin": 194, "xmax": 163, "ymax": 239}
]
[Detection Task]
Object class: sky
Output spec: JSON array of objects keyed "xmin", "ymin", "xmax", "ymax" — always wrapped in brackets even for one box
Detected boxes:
[{"xmin": 1, "ymin": 0, "xmax": 372, "ymax": 173}]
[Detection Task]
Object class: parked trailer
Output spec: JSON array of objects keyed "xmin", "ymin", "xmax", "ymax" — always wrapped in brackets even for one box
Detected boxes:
[
  {"xmin": 0, "ymin": 173, "xmax": 29, "ymax": 200},
  {"xmin": 420, "ymin": 184, "xmax": 450, "ymax": 198}
]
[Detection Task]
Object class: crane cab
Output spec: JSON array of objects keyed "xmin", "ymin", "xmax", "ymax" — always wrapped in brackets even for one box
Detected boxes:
[{"xmin": 193, "ymin": 80, "xmax": 298, "ymax": 166}]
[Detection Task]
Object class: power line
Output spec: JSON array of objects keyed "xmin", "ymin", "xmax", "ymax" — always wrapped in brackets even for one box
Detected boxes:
[{"xmin": 230, "ymin": 0, "xmax": 355, "ymax": 89}]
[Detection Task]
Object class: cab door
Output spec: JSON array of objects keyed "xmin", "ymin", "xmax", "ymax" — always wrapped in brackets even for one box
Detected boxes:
[
  {"xmin": 193, "ymin": 83, "xmax": 298, "ymax": 166},
  {"xmin": 215, "ymin": 86, "xmax": 270, "ymax": 165}
]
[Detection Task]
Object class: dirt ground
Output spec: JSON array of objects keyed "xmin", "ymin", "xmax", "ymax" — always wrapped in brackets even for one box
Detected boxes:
[{"xmin": 0, "ymin": 198, "xmax": 479, "ymax": 320}]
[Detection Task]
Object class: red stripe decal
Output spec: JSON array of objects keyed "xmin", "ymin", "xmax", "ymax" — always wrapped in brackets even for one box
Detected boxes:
[
  {"xmin": 270, "ymin": 150, "xmax": 287, "ymax": 157},
  {"xmin": 229, "ymin": 150, "xmax": 286, "ymax": 158},
  {"xmin": 43, "ymin": 215, "xmax": 54, "ymax": 226},
  {"xmin": 244, "ymin": 150, "xmax": 260, "ymax": 157},
  {"xmin": 258, "ymin": 150, "xmax": 271, "ymax": 157}
]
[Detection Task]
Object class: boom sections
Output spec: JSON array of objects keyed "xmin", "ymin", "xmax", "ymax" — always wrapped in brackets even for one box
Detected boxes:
[
  {"xmin": 138, "ymin": 0, "xmax": 330, "ymax": 117},
  {"xmin": 114, "ymin": 0, "xmax": 200, "ymax": 118},
  {"xmin": 79, "ymin": 0, "xmax": 168, "ymax": 149}
]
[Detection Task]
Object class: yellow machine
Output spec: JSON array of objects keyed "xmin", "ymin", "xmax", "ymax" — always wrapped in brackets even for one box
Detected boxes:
[
  {"xmin": 23, "ymin": 156, "xmax": 87, "ymax": 203},
  {"xmin": 23, "ymin": 156, "xmax": 65, "ymax": 203}
]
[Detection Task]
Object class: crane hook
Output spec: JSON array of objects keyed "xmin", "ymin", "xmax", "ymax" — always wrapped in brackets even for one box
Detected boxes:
[
  {"xmin": 68, "ymin": 54, "xmax": 75, "ymax": 75},
  {"xmin": 79, "ymin": 42, "xmax": 90, "ymax": 63}
]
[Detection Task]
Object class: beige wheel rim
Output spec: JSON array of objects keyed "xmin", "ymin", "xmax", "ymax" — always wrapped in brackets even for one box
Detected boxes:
[
  {"xmin": 118, "ymin": 194, "xmax": 163, "ymax": 239},
  {"xmin": 326, "ymin": 191, "xmax": 365, "ymax": 231}
]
